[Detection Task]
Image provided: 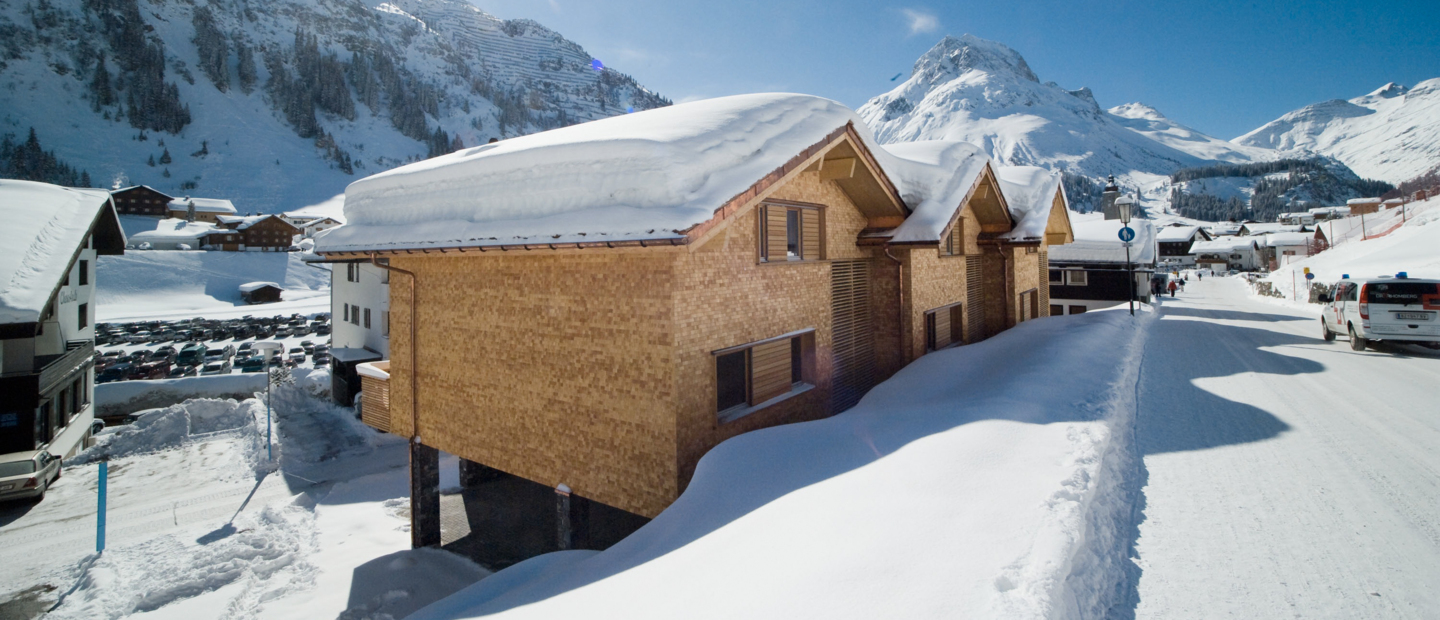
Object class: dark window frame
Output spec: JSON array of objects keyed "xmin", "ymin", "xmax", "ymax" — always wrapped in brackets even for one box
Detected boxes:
[{"xmin": 712, "ymin": 329, "xmax": 817, "ymax": 423}]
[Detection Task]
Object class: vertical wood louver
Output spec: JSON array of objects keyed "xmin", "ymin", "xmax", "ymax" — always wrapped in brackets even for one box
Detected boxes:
[
  {"xmin": 750, "ymin": 339, "xmax": 793, "ymax": 404},
  {"xmin": 802, "ymin": 209, "xmax": 822, "ymax": 259},
  {"xmin": 1039, "ymin": 251, "xmax": 1050, "ymax": 315},
  {"xmin": 830, "ymin": 259, "xmax": 875, "ymax": 412},
  {"xmin": 966, "ymin": 255, "xmax": 985, "ymax": 343},
  {"xmin": 765, "ymin": 206, "xmax": 789, "ymax": 262}
]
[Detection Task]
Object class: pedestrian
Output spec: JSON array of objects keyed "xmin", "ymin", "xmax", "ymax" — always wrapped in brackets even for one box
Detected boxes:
[
  {"xmin": 1168, "ymin": 280, "xmax": 1178, "ymax": 297},
  {"xmin": 1179, "ymin": 279, "xmax": 1186, "ymax": 292},
  {"xmin": 1198, "ymin": 271, "xmax": 1203, "ymax": 282}
]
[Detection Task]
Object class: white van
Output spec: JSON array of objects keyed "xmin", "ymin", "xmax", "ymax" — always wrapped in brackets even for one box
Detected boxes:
[{"xmin": 1318, "ymin": 274, "xmax": 1440, "ymax": 351}]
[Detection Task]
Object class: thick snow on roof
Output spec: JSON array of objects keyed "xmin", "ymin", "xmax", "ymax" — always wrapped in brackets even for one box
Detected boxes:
[
  {"xmin": 238, "ymin": 281, "xmax": 282, "ymax": 293},
  {"xmin": 1308, "ymin": 206, "xmax": 1350, "ymax": 216},
  {"xmin": 1155, "ymin": 225, "xmax": 1202, "ymax": 242},
  {"xmin": 1190, "ymin": 238, "xmax": 1258, "ymax": 254},
  {"xmin": 320, "ymin": 94, "xmax": 864, "ymax": 253},
  {"xmin": 167, "ymin": 197, "xmax": 237, "ymax": 214},
  {"xmin": 1347, "ymin": 197, "xmax": 1381, "ymax": 205},
  {"xmin": 285, "ymin": 194, "xmax": 347, "ymax": 224},
  {"xmin": 128, "ymin": 219, "xmax": 218, "ymax": 241},
  {"xmin": 0, "ymin": 180, "xmax": 113, "ymax": 324},
  {"xmin": 1240, "ymin": 222, "xmax": 1301, "ymax": 235},
  {"xmin": 994, "ymin": 166, "xmax": 1062, "ymax": 241},
  {"xmin": 1265, "ymin": 232, "xmax": 1313, "ymax": 246},
  {"xmin": 1047, "ymin": 216, "xmax": 1155, "ymax": 264},
  {"xmin": 879, "ymin": 141, "xmax": 991, "ymax": 244},
  {"xmin": 218, "ymin": 214, "xmax": 283, "ymax": 230}
]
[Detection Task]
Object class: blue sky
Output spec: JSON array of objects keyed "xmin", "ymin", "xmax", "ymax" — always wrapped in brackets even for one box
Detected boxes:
[{"xmin": 474, "ymin": 0, "xmax": 1440, "ymax": 140}]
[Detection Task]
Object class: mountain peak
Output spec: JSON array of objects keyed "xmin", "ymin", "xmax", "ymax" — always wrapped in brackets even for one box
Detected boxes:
[
  {"xmin": 1109, "ymin": 102, "xmax": 1167, "ymax": 121},
  {"xmin": 1365, "ymin": 82, "xmax": 1409, "ymax": 99},
  {"xmin": 913, "ymin": 34, "xmax": 1038, "ymax": 84}
]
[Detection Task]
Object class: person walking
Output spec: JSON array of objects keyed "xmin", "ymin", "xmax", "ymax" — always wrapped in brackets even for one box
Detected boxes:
[
  {"xmin": 1198, "ymin": 271, "xmax": 1203, "ymax": 282},
  {"xmin": 1168, "ymin": 279, "xmax": 1179, "ymax": 297}
]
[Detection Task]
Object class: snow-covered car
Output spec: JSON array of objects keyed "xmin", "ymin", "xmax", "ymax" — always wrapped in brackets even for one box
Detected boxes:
[
  {"xmin": 0, "ymin": 451, "xmax": 61, "ymax": 502},
  {"xmin": 203, "ymin": 345, "xmax": 236, "ymax": 363},
  {"xmin": 200, "ymin": 361, "xmax": 232, "ymax": 375},
  {"xmin": 1318, "ymin": 274, "xmax": 1440, "ymax": 351},
  {"xmin": 288, "ymin": 348, "xmax": 306, "ymax": 364}
]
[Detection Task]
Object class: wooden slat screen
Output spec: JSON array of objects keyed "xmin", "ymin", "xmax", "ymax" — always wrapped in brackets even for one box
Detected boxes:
[
  {"xmin": 802, "ymin": 209, "xmax": 821, "ymax": 260},
  {"xmin": 359, "ymin": 375, "xmax": 391, "ymax": 433},
  {"xmin": 750, "ymin": 339, "xmax": 793, "ymax": 404},
  {"xmin": 765, "ymin": 206, "xmax": 789, "ymax": 262},
  {"xmin": 831, "ymin": 259, "xmax": 876, "ymax": 412},
  {"xmin": 1038, "ymin": 251, "xmax": 1050, "ymax": 315},
  {"xmin": 966, "ymin": 255, "xmax": 984, "ymax": 343},
  {"xmin": 933, "ymin": 308, "xmax": 952, "ymax": 349}
]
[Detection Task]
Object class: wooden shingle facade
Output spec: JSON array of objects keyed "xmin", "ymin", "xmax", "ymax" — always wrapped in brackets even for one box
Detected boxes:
[{"xmin": 109, "ymin": 185, "xmax": 173, "ymax": 217}]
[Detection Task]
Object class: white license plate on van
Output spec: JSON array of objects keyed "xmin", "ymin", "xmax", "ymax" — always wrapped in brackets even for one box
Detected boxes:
[{"xmin": 1395, "ymin": 312, "xmax": 1430, "ymax": 320}]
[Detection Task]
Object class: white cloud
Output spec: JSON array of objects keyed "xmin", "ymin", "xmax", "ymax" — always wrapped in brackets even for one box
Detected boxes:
[
  {"xmin": 547, "ymin": 0, "xmax": 560, "ymax": 13},
  {"xmin": 901, "ymin": 8, "xmax": 939, "ymax": 35}
]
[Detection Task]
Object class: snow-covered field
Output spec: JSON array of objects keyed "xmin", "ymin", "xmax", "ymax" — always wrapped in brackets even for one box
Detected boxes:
[{"xmin": 95, "ymin": 250, "xmax": 330, "ymax": 322}]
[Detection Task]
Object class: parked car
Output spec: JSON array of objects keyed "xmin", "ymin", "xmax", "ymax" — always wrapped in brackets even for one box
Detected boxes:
[
  {"xmin": 1318, "ymin": 274, "xmax": 1440, "ymax": 351},
  {"xmin": 0, "ymin": 451, "xmax": 62, "ymax": 502},
  {"xmin": 128, "ymin": 361, "xmax": 169, "ymax": 381},
  {"xmin": 200, "ymin": 360, "xmax": 232, "ymax": 375},
  {"xmin": 131, "ymin": 349, "xmax": 153, "ymax": 362},
  {"xmin": 97, "ymin": 363, "xmax": 132, "ymax": 384},
  {"xmin": 130, "ymin": 331, "xmax": 152, "ymax": 343},
  {"xmin": 312, "ymin": 324, "xmax": 331, "ymax": 335},
  {"xmin": 288, "ymin": 348, "xmax": 306, "ymax": 364},
  {"xmin": 177, "ymin": 344, "xmax": 208, "ymax": 367},
  {"xmin": 312, "ymin": 352, "xmax": 331, "ymax": 366},
  {"xmin": 300, "ymin": 341, "xmax": 315, "ymax": 354},
  {"xmin": 167, "ymin": 365, "xmax": 198, "ymax": 378},
  {"xmin": 204, "ymin": 345, "xmax": 236, "ymax": 363},
  {"xmin": 239, "ymin": 358, "xmax": 267, "ymax": 373}
]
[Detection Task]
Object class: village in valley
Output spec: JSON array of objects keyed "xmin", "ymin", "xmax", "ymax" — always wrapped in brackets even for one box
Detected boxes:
[{"xmin": 1, "ymin": 1, "xmax": 1439, "ymax": 618}]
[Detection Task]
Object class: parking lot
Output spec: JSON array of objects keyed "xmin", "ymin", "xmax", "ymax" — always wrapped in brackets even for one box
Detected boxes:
[{"xmin": 93, "ymin": 313, "xmax": 333, "ymax": 382}]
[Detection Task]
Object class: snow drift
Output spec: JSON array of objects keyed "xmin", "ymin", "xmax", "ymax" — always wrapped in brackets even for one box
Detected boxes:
[{"xmin": 413, "ymin": 307, "xmax": 1155, "ymax": 619}]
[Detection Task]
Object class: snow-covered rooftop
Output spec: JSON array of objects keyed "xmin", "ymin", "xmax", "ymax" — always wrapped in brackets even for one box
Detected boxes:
[
  {"xmin": 167, "ymin": 197, "xmax": 237, "ymax": 214},
  {"xmin": 881, "ymin": 141, "xmax": 993, "ymax": 244},
  {"xmin": 1347, "ymin": 197, "xmax": 1381, "ymax": 205},
  {"xmin": 1155, "ymin": 225, "xmax": 1202, "ymax": 242},
  {"xmin": 995, "ymin": 166, "xmax": 1063, "ymax": 242},
  {"xmin": 1265, "ymin": 232, "xmax": 1313, "ymax": 246},
  {"xmin": 286, "ymin": 194, "xmax": 347, "ymax": 225},
  {"xmin": 1190, "ymin": 238, "xmax": 1259, "ymax": 254},
  {"xmin": 238, "ymin": 281, "xmax": 281, "ymax": 293},
  {"xmin": 1240, "ymin": 222, "xmax": 1302, "ymax": 235},
  {"xmin": 1308, "ymin": 206, "xmax": 1350, "ymax": 215},
  {"xmin": 1047, "ymin": 217, "xmax": 1155, "ymax": 265},
  {"xmin": 0, "ymin": 180, "xmax": 117, "ymax": 324},
  {"xmin": 128, "ymin": 218, "xmax": 218, "ymax": 242},
  {"xmin": 218, "ymin": 214, "xmax": 287, "ymax": 230},
  {"xmin": 319, "ymin": 94, "xmax": 866, "ymax": 253}
]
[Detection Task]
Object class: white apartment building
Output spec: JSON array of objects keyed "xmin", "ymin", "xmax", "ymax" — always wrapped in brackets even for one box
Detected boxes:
[{"xmin": 328, "ymin": 259, "xmax": 390, "ymax": 406}]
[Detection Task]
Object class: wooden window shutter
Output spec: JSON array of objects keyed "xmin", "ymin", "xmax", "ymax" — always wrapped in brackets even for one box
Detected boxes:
[
  {"xmin": 802, "ymin": 209, "xmax": 821, "ymax": 259},
  {"xmin": 933, "ymin": 308, "xmax": 952, "ymax": 349},
  {"xmin": 950, "ymin": 220, "xmax": 963, "ymax": 255},
  {"xmin": 749, "ymin": 338, "xmax": 793, "ymax": 404},
  {"xmin": 765, "ymin": 206, "xmax": 789, "ymax": 262}
]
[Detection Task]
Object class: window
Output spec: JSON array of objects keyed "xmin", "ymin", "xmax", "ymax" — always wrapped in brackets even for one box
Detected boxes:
[
  {"xmin": 343, "ymin": 303, "xmax": 351, "ymax": 322},
  {"xmin": 1050, "ymin": 304, "xmax": 1064, "ymax": 316},
  {"xmin": 941, "ymin": 220, "xmax": 964, "ymax": 256},
  {"xmin": 760, "ymin": 203, "xmax": 822, "ymax": 262},
  {"xmin": 363, "ymin": 308, "xmax": 371, "ymax": 329},
  {"xmin": 1019, "ymin": 289, "xmax": 1039, "ymax": 322},
  {"xmin": 713, "ymin": 330, "xmax": 816, "ymax": 421},
  {"xmin": 79, "ymin": 260, "xmax": 89, "ymax": 285},
  {"xmin": 1048, "ymin": 269, "xmax": 1063, "ymax": 285},
  {"xmin": 78, "ymin": 303, "xmax": 88, "ymax": 329},
  {"xmin": 352, "ymin": 307, "xmax": 361, "ymax": 326},
  {"xmin": 1069, "ymin": 305, "xmax": 1087, "ymax": 315},
  {"xmin": 382, "ymin": 311, "xmax": 390, "ymax": 337},
  {"xmin": 924, "ymin": 302, "xmax": 964, "ymax": 351},
  {"xmin": 380, "ymin": 268, "xmax": 389, "ymax": 284},
  {"xmin": 1065, "ymin": 270, "xmax": 1088, "ymax": 286}
]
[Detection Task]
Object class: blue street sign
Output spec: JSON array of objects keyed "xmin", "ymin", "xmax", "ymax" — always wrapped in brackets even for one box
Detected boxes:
[
  {"xmin": 1118, "ymin": 226, "xmax": 1136, "ymax": 242},
  {"xmin": 1305, "ymin": 272, "xmax": 1315, "ymax": 280}
]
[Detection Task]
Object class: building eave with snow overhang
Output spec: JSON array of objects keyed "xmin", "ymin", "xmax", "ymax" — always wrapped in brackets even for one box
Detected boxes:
[
  {"xmin": 0, "ymin": 180, "xmax": 126, "ymax": 460},
  {"xmin": 313, "ymin": 93, "xmax": 1072, "ymax": 549}
]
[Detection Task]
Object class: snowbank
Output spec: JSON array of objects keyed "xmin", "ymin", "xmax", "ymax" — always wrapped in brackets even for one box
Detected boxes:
[
  {"xmin": 95, "ymin": 373, "xmax": 269, "ymax": 419},
  {"xmin": 70, "ymin": 398, "xmax": 260, "ymax": 465},
  {"xmin": 413, "ymin": 307, "xmax": 1155, "ymax": 620}
]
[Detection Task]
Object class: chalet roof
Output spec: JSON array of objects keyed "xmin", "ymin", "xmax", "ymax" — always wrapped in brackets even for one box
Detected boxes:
[
  {"xmin": 218, "ymin": 214, "xmax": 292, "ymax": 230},
  {"xmin": 994, "ymin": 166, "xmax": 1065, "ymax": 242},
  {"xmin": 238, "ymin": 281, "xmax": 282, "ymax": 293},
  {"xmin": 1239, "ymin": 222, "xmax": 1302, "ymax": 235},
  {"xmin": 167, "ymin": 197, "xmax": 237, "ymax": 214},
  {"xmin": 1047, "ymin": 217, "xmax": 1155, "ymax": 265},
  {"xmin": 1190, "ymin": 238, "xmax": 1259, "ymax": 254},
  {"xmin": 1265, "ymin": 232, "xmax": 1313, "ymax": 246},
  {"xmin": 1155, "ymin": 225, "xmax": 1202, "ymax": 242},
  {"xmin": 128, "ymin": 218, "xmax": 218, "ymax": 242},
  {"xmin": 881, "ymin": 141, "xmax": 993, "ymax": 244},
  {"xmin": 0, "ymin": 180, "xmax": 125, "ymax": 325},
  {"xmin": 1309, "ymin": 206, "xmax": 1351, "ymax": 215},
  {"xmin": 111, "ymin": 185, "xmax": 173, "ymax": 198},
  {"xmin": 1347, "ymin": 197, "xmax": 1381, "ymax": 205}
]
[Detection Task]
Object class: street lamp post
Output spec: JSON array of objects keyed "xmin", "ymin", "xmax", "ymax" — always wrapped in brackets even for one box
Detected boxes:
[{"xmin": 1116, "ymin": 196, "xmax": 1135, "ymax": 316}]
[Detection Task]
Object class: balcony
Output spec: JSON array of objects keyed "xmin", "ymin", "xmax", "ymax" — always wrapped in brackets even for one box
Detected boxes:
[
  {"xmin": 35, "ymin": 340, "xmax": 93, "ymax": 394},
  {"xmin": 356, "ymin": 361, "xmax": 391, "ymax": 433}
]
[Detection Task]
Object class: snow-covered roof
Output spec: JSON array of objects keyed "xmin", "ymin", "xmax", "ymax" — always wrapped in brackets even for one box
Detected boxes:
[
  {"xmin": 1347, "ymin": 197, "xmax": 1381, "ymax": 205},
  {"xmin": 1265, "ymin": 232, "xmax": 1313, "ymax": 246},
  {"xmin": 1383, "ymin": 198, "xmax": 1405, "ymax": 205},
  {"xmin": 128, "ymin": 218, "xmax": 218, "ymax": 242},
  {"xmin": 1240, "ymin": 222, "xmax": 1302, "ymax": 235},
  {"xmin": 330, "ymin": 347, "xmax": 383, "ymax": 363},
  {"xmin": 1046, "ymin": 218, "xmax": 1155, "ymax": 265},
  {"xmin": 1208, "ymin": 222, "xmax": 1244, "ymax": 235},
  {"xmin": 356, "ymin": 361, "xmax": 390, "ymax": 380},
  {"xmin": 1155, "ymin": 225, "xmax": 1202, "ymax": 242},
  {"xmin": 218, "ymin": 214, "xmax": 287, "ymax": 230},
  {"xmin": 284, "ymin": 194, "xmax": 347, "ymax": 225},
  {"xmin": 238, "ymin": 281, "xmax": 282, "ymax": 293},
  {"xmin": 1190, "ymin": 238, "xmax": 1258, "ymax": 254},
  {"xmin": 0, "ymin": 180, "xmax": 119, "ymax": 325},
  {"xmin": 1309, "ymin": 206, "xmax": 1350, "ymax": 215},
  {"xmin": 320, "ymin": 94, "xmax": 869, "ymax": 254},
  {"xmin": 882, "ymin": 141, "xmax": 993, "ymax": 244},
  {"xmin": 995, "ymin": 166, "xmax": 1064, "ymax": 242},
  {"xmin": 167, "ymin": 197, "xmax": 237, "ymax": 214}
]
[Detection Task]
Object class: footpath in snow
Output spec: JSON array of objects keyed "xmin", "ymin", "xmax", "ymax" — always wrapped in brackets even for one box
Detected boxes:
[
  {"xmin": 1131, "ymin": 277, "xmax": 1440, "ymax": 617},
  {"xmin": 415, "ymin": 307, "xmax": 1156, "ymax": 619}
]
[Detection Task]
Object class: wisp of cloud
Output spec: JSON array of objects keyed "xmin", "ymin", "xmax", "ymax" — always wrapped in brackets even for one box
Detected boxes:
[{"xmin": 902, "ymin": 8, "xmax": 939, "ymax": 35}]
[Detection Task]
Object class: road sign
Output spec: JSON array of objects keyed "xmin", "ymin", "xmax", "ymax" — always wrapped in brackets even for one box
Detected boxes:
[
  {"xmin": 1305, "ymin": 272, "xmax": 1315, "ymax": 280},
  {"xmin": 1118, "ymin": 226, "xmax": 1136, "ymax": 242}
]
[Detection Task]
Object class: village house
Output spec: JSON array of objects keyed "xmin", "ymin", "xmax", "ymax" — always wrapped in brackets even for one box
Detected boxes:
[
  {"xmin": 1238, "ymin": 221, "xmax": 1305, "ymax": 237},
  {"xmin": 166, "ymin": 197, "xmax": 237, "ymax": 223},
  {"xmin": 1347, "ymin": 197, "xmax": 1382, "ymax": 215},
  {"xmin": 1308, "ymin": 206, "xmax": 1351, "ymax": 221},
  {"xmin": 311, "ymin": 250, "xmax": 390, "ymax": 409},
  {"xmin": 0, "ymin": 180, "xmax": 126, "ymax": 461},
  {"xmin": 314, "ymin": 94, "xmax": 1074, "ymax": 552},
  {"xmin": 126, "ymin": 218, "xmax": 217, "ymax": 250},
  {"xmin": 1190, "ymin": 237, "xmax": 1262, "ymax": 272},
  {"xmin": 1155, "ymin": 224, "xmax": 1211, "ymax": 268},
  {"xmin": 1262, "ymin": 232, "xmax": 1317, "ymax": 269},
  {"xmin": 108, "ymin": 185, "xmax": 173, "ymax": 217},
  {"xmin": 202, "ymin": 214, "xmax": 303, "ymax": 251},
  {"xmin": 1047, "ymin": 217, "xmax": 1156, "ymax": 315}
]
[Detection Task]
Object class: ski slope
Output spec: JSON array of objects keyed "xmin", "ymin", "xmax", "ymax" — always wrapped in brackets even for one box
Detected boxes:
[
  {"xmin": 1132, "ymin": 277, "xmax": 1440, "ymax": 617},
  {"xmin": 95, "ymin": 250, "xmax": 331, "ymax": 321}
]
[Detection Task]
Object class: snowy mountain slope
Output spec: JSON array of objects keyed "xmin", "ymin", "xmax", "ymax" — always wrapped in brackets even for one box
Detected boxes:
[
  {"xmin": 1236, "ymin": 81, "xmax": 1440, "ymax": 184},
  {"xmin": 0, "ymin": 0, "xmax": 667, "ymax": 213},
  {"xmin": 858, "ymin": 35, "xmax": 1266, "ymax": 187}
]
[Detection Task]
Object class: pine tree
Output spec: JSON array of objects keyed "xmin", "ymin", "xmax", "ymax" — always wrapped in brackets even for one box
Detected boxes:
[
  {"xmin": 192, "ymin": 6, "xmax": 229, "ymax": 92},
  {"xmin": 147, "ymin": 154, "xmax": 155, "ymax": 166},
  {"xmin": 162, "ymin": 167, "xmax": 171, "ymax": 178},
  {"xmin": 159, "ymin": 148, "xmax": 171, "ymax": 164},
  {"xmin": 235, "ymin": 39, "xmax": 257, "ymax": 94},
  {"xmin": 90, "ymin": 52, "xmax": 115, "ymax": 110}
]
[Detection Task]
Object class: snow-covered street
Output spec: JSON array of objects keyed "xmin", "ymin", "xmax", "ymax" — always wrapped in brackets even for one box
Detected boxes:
[{"xmin": 1133, "ymin": 277, "xmax": 1440, "ymax": 617}]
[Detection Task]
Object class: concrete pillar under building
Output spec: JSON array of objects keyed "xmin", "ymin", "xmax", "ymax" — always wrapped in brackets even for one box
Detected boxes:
[
  {"xmin": 554, "ymin": 484, "xmax": 591, "ymax": 551},
  {"xmin": 410, "ymin": 442, "xmax": 441, "ymax": 548},
  {"xmin": 458, "ymin": 458, "xmax": 503, "ymax": 488}
]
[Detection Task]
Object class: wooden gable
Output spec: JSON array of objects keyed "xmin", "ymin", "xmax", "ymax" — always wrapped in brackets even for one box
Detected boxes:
[{"xmin": 1043, "ymin": 186, "xmax": 1074, "ymax": 246}]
